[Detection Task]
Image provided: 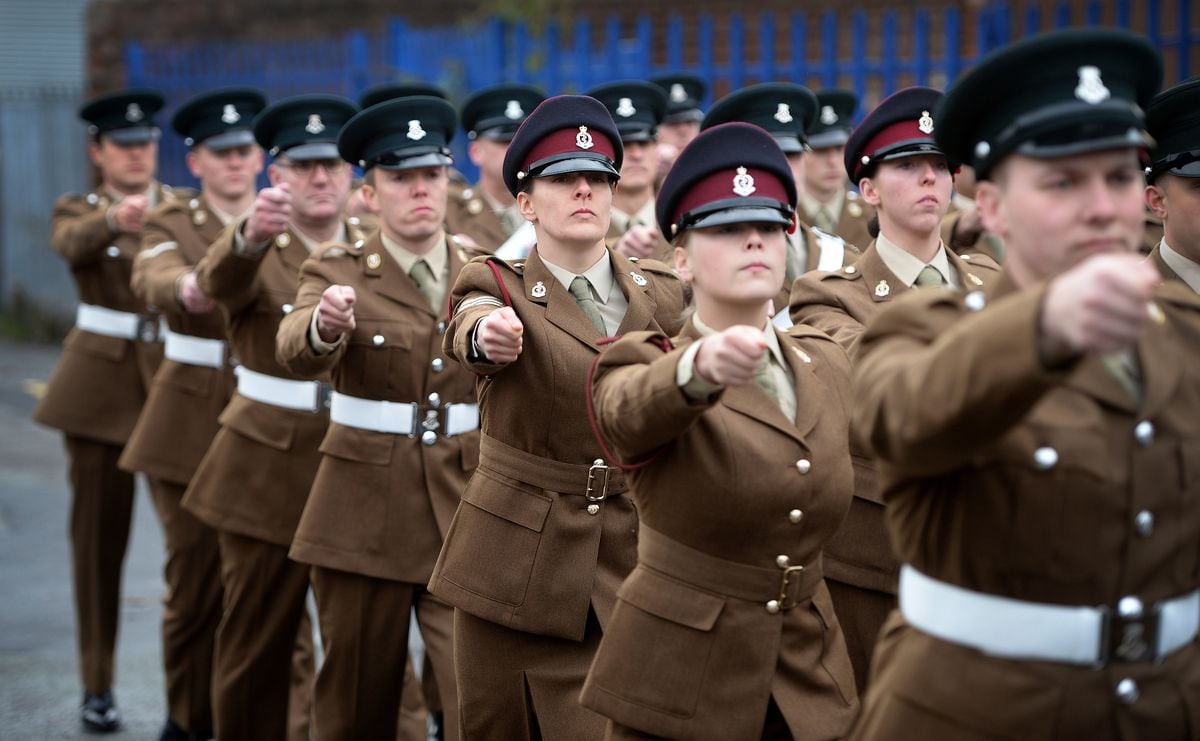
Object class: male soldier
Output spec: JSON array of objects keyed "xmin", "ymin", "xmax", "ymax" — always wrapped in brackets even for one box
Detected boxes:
[
  {"xmin": 33, "ymin": 88, "xmax": 171, "ymax": 733},
  {"xmin": 649, "ymin": 72, "xmax": 707, "ymax": 176},
  {"xmin": 119, "ymin": 87, "xmax": 265, "ymax": 741},
  {"xmin": 275, "ymin": 95, "xmax": 469, "ymax": 740},
  {"xmin": 586, "ymin": 80, "xmax": 673, "ymax": 262},
  {"xmin": 849, "ymin": 30, "xmax": 1200, "ymax": 740},
  {"xmin": 185, "ymin": 95, "xmax": 362, "ymax": 740},
  {"xmin": 1145, "ymin": 75, "xmax": 1200, "ymax": 292},
  {"xmin": 702, "ymin": 82, "xmax": 860, "ymax": 319},
  {"xmin": 444, "ymin": 84, "xmax": 546, "ymax": 253},
  {"xmin": 428, "ymin": 95, "xmax": 686, "ymax": 738},
  {"xmin": 800, "ymin": 88, "xmax": 875, "ymax": 249},
  {"xmin": 788, "ymin": 87, "xmax": 1000, "ymax": 691}
]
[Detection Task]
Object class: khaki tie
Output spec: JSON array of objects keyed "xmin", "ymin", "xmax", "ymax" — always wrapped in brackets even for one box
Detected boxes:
[
  {"xmin": 915, "ymin": 264, "xmax": 946, "ymax": 287},
  {"xmin": 815, "ymin": 208, "xmax": 837, "ymax": 234},
  {"xmin": 1100, "ymin": 352, "xmax": 1143, "ymax": 403},
  {"xmin": 410, "ymin": 259, "xmax": 438, "ymax": 310},
  {"xmin": 568, "ymin": 276, "xmax": 607, "ymax": 336},
  {"xmin": 755, "ymin": 357, "xmax": 781, "ymax": 407}
]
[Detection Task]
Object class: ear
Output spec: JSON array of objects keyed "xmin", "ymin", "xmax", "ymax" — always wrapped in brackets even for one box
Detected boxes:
[
  {"xmin": 185, "ymin": 149, "xmax": 202, "ymax": 179},
  {"xmin": 1145, "ymin": 182, "xmax": 1168, "ymax": 222},
  {"xmin": 249, "ymin": 148, "xmax": 265, "ymax": 176},
  {"xmin": 673, "ymin": 243, "xmax": 693, "ymax": 283},
  {"xmin": 858, "ymin": 176, "xmax": 881, "ymax": 207},
  {"xmin": 88, "ymin": 141, "xmax": 103, "ymax": 168},
  {"xmin": 975, "ymin": 180, "xmax": 1007, "ymax": 239},
  {"xmin": 516, "ymin": 190, "xmax": 537, "ymax": 224},
  {"xmin": 468, "ymin": 140, "xmax": 484, "ymax": 167},
  {"xmin": 361, "ymin": 180, "xmax": 379, "ymax": 214},
  {"xmin": 267, "ymin": 163, "xmax": 282, "ymax": 187}
]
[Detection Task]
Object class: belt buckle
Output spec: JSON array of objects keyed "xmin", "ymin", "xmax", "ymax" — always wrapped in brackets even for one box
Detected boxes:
[
  {"xmin": 1099, "ymin": 601, "xmax": 1162, "ymax": 664},
  {"xmin": 776, "ymin": 564, "xmax": 806, "ymax": 612},
  {"xmin": 422, "ymin": 407, "xmax": 441, "ymax": 436},
  {"xmin": 586, "ymin": 459, "xmax": 611, "ymax": 502},
  {"xmin": 316, "ymin": 383, "xmax": 333, "ymax": 413},
  {"xmin": 136, "ymin": 315, "xmax": 160, "ymax": 343}
]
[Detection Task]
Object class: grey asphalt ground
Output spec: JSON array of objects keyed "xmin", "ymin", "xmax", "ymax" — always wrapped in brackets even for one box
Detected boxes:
[{"xmin": 0, "ymin": 337, "xmax": 167, "ymax": 738}]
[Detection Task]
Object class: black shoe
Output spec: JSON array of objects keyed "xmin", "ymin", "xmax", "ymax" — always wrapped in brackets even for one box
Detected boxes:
[
  {"xmin": 80, "ymin": 691, "xmax": 120, "ymax": 733},
  {"xmin": 159, "ymin": 719, "xmax": 214, "ymax": 741}
]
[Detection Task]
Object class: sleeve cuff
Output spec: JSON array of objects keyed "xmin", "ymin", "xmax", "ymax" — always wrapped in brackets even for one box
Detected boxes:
[
  {"xmin": 676, "ymin": 339, "xmax": 723, "ymax": 400},
  {"xmin": 234, "ymin": 219, "xmax": 272, "ymax": 257},
  {"xmin": 308, "ymin": 307, "xmax": 345, "ymax": 355}
]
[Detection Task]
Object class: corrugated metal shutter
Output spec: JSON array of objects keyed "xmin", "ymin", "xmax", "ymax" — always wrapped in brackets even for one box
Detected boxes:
[{"xmin": 0, "ymin": 0, "xmax": 87, "ymax": 91}]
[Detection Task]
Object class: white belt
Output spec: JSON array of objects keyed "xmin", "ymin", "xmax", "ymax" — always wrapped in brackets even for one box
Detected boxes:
[
  {"xmin": 330, "ymin": 391, "xmax": 479, "ymax": 439},
  {"xmin": 812, "ymin": 227, "xmax": 847, "ymax": 272},
  {"xmin": 163, "ymin": 329, "xmax": 226, "ymax": 368},
  {"xmin": 75, "ymin": 303, "xmax": 161, "ymax": 342},
  {"xmin": 900, "ymin": 565, "xmax": 1200, "ymax": 665},
  {"xmin": 234, "ymin": 366, "xmax": 329, "ymax": 413}
]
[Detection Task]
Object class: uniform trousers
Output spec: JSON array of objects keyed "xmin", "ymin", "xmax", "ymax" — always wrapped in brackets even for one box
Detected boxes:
[
  {"xmin": 310, "ymin": 566, "xmax": 458, "ymax": 741},
  {"xmin": 825, "ymin": 580, "xmax": 895, "ymax": 693},
  {"xmin": 65, "ymin": 434, "xmax": 135, "ymax": 694},
  {"xmin": 212, "ymin": 530, "xmax": 313, "ymax": 740},
  {"xmin": 454, "ymin": 607, "xmax": 606, "ymax": 740},
  {"xmin": 606, "ymin": 697, "xmax": 795, "ymax": 740},
  {"xmin": 147, "ymin": 478, "xmax": 222, "ymax": 734}
]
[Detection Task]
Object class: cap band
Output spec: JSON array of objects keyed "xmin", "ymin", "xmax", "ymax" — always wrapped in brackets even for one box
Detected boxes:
[
  {"xmin": 674, "ymin": 166, "xmax": 791, "ymax": 226},
  {"xmin": 522, "ymin": 126, "xmax": 618, "ymax": 174}
]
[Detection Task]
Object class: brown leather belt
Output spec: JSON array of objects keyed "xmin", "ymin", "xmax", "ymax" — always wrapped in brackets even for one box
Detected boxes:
[{"xmin": 479, "ymin": 433, "xmax": 628, "ymax": 498}]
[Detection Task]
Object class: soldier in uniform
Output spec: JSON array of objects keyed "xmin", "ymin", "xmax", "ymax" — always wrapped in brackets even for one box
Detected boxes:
[
  {"xmin": 119, "ymin": 87, "xmax": 266, "ymax": 741},
  {"xmin": 787, "ymin": 86, "xmax": 1000, "ymax": 691},
  {"xmin": 800, "ymin": 88, "xmax": 875, "ymax": 249},
  {"xmin": 184, "ymin": 95, "xmax": 362, "ymax": 740},
  {"xmin": 580, "ymin": 121, "xmax": 858, "ymax": 740},
  {"xmin": 849, "ymin": 30, "xmax": 1200, "ymax": 740},
  {"xmin": 702, "ymin": 82, "xmax": 860, "ymax": 321},
  {"xmin": 444, "ymin": 84, "xmax": 546, "ymax": 254},
  {"xmin": 649, "ymin": 73, "xmax": 706, "ymax": 177},
  {"xmin": 1144, "ymin": 75, "xmax": 1200, "ymax": 292},
  {"xmin": 274, "ymin": 95, "xmax": 470, "ymax": 740},
  {"xmin": 586, "ymin": 80, "xmax": 673, "ymax": 262},
  {"xmin": 428, "ymin": 95, "xmax": 686, "ymax": 738},
  {"xmin": 33, "ymin": 88, "xmax": 171, "ymax": 733}
]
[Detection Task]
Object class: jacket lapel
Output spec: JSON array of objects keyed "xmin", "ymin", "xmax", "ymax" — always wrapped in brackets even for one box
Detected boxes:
[
  {"xmin": 363, "ymin": 233, "xmax": 439, "ymax": 317},
  {"xmin": 613, "ymin": 251, "xmax": 656, "ymax": 335},
  {"xmin": 780, "ymin": 330, "xmax": 823, "ymax": 439},
  {"xmin": 1138, "ymin": 283, "xmax": 1191, "ymax": 419},
  {"xmin": 858, "ymin": 242, "xmax": 910, "ymax": 305},
  {"xmin": 525, "ymin": 249, "xmax": 602, "ymax": 350}
]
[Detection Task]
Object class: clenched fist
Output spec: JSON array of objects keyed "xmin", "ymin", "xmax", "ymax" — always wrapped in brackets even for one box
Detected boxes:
[
  {"xmin": 694, "ymin": 325, "xmax": 768, "ymax": 386},
  {"xmin": 316, "ymin": 284, "xmax": 356, "ymax": 342},
  {"xmin": 176, "ymin": 271, "xmax": 216, "ymax": 315},
  {"xmin": 613, "ymin": 225, "xmax": 659, "ymax": 260},
  {"xmin": 111, "ymin": 194, "xmax": 148, "ymax": 234},
  {"xmin": 243, "ymin": 183, "xmax": 293, "ymax": 245},
  {"xmin": 476, "ymin": 306, "xmax": 524, "ymax": 364}
]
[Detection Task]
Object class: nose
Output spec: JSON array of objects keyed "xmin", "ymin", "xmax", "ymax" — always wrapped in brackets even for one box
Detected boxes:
[
  {"xmin": 744, "ymin": 226, "xmax": 766, "ymax": 249},
  {"xmin": 573, "ymin": 175, "xmax": 593, "ymax": 197},
  {"xmin": 1084, "ymin": 176, "xmax": 1119, "ymax": 222},
  {"xmin": 919, "ymin": 162, "xmax": 937, "ymax": 183}
]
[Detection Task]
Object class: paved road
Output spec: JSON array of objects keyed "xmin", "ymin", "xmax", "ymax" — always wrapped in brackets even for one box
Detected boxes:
[{"xmin": 0, "ymin": 337, "xmax": 167, "ymax": 738}]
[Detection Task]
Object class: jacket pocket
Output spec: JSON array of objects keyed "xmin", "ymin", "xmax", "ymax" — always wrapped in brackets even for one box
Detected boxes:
[
  {"xmin": 589, "ymin": 566, "xmax": 725, "ymax": 718},
  {"xmin": 219, "ymin": 398, "xmax": 298, "ymax": 452},
  {"xmin": 156, "ymin": 361, "xmax": 216, "ymax": 398},
  {"xmin": 438, "ymin": 466, "xmax": 552, "ymax": 606},
  {"xmin": 321, "ymin": 424, "xmax": 395, "ymax": 466},
  {"xmin": 66, "ymin": 328, "xmax": 128, "ymax": 362}
]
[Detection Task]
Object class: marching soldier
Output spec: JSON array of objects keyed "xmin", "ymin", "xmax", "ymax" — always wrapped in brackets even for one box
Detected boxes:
[
  {"xmin": 428, "ymin": 95, "xmax": 686, "ymax": 738},
  {"xmin": 800, "ymin": 89, "xmax": 875, "ymax": 249},
  {"xmin": 1144, "ymin": 75, "xmax": 1200, "ymax": 292},
  {"xmin": 275, "ymin": 95, "xmax": 470, "ymax": 740},
  {"xmin": 33, "ymin": 88, "xmax": 171, "ymax": 733},
  {"xmin": 444, "ymin": 84, "xmax": 546, "ymax": 253},
  {"xmin": 586, "ymin": 80, "xmax": 674, "ymax": 263},
  {"xmin": 649, "ymin": 72, "xmax": 707, "ymax": 176},
  {"xmin": 702, "ymin": 82, "xmax": 860, "ymax": 320},
  {"xmin": 788, "ymin": 87, "xmax": 999, "ymax": 691},
  {"xmin": 119, "ymin": 87, "xmax": 266, "ymax": 741},
  {"xmin": 849, "ymin": 30, "xmax": 1200, "ymax": 740},
  {"xmin": 184, "ymin": 95, "xmax": 362, "ymax": 740},
  {"xmin": 581, "ymin": 121, "xmax": 858, "ymax": 740}
]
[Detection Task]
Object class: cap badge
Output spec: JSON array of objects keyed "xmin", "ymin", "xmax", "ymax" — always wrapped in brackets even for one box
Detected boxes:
[
  {"xmin": 531, "ymin": 281, "xmax": 547, "ymax": 298},
  {"xmin": 221, "ymin": 104, "xmax": 241, "ymax": 125},
  {"xmin": 305, "ymin": 115, "xmax": 325, "ymax": 135},
  {"xmin": 774, "ymin": 103, "xmax": 793, "ymax": 124},
  {"xmin": 504, "ymin": 100, "xmax": 524, "ymax": 119},
  {"xmin": 670, "ymin": 84, "xmax": 687, "ymax": 103},
  {"xmin": 366, "ymin": 253, "xmax": 382, "ymax": 270},
  {"xmin": 576, "ymin": 125, "xmax": 594, "ymax": 150},
  {"xmin": 820, "ymin": 105, "xmax": 838, "ymax": 126},
  {"xmin": 1075, "ymin": 66, "xmax": 1111, "ymax": 105},
  {"xmin": 630, "ymin": 272, "xmax": 647, "ymax": 286},
  {"xmin": 616, "ymin": 97, "xmax": 637, "ymax": 118},
  {"xmin": 918, "ymin": 110, "xmax": 934, "ymax": 135},
  {"xmin": 407, "ymin": 119, "xmax": 427, "ymax": 141},
  {"xmin": 732, "ymin": 166, "xmax": 757, "ymax": 197},
  {"xmin": 125, "ymin": 103, "xmax": 144, "ymax": 123}
]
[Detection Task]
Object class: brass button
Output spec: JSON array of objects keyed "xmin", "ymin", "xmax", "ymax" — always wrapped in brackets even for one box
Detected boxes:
[
  {"xmin": 795, "ymin": 459, "xmax": 811, "ymax": 474},
  {"xmin": 436, "ymin": 321, "xmax": 446, "ymax": 335},
  {"xmin": 1134, "ymin": 420, "xmax": 1154, "ymax": 447},
  {"xmin": 1032, "ymin": 447, "xmax": 1058, "ymax": 471},
  {"xmin": 281, "ymin": 303, "xmax": 293, "ymax": 314},
  {"xmin": 964, "ymin": 291, "xmax": 986, "ymax": 312},
  {"xmin": 1117, "ymin": 596, "xmax": 1144, "ymax": 619},
  {"xmin": 427, "ymin": 392, "xmax": 441, "ymax": 408},
  {"xmin": 1134, "ymin": 510, "xmax": 1154, "ymax": 537},
  {"xmin": 105, "ymin": 245, "xmax": 120, "ymax": 257},
  {"xmin": 420, "ymin": 430, "xmax": 437, "ymax": 446},
  {"xmin": 775, "ymin": 555, "xmax": 790, "ymax": 568},
  {"xmin": 372, "ymin": 334, "xmax": 385, "ymax": 346},
  {"xmin": 431, "ymin": 358, "xmax": 445, "ymax": 373},
  {"xmin": 765, "ymin": 600, "xmax": 781, "ymax": 614},
  {"xmin": 1115, "ymin": 678, "xmax": 1139, "ymax": 705},
  {"xmin": 788, "ymin": 509, "xmax": 803, "ymax": 524},
  {"xmin": 587, "ymin": 504, "xmax": 600, "ymax": 516}
]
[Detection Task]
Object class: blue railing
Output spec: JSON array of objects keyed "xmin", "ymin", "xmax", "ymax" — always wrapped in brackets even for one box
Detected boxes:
[{"xmin": 126, "ymin": 0, "xmax": 1197, "ymax": 187}]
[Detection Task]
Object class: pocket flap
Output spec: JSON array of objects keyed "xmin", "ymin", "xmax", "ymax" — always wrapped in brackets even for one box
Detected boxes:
[
  {"xmin": 618, "ymin": 566, "xmax": 725, "ymax": 631},
  {"xmin": 67, "ymin": 328, "xmax": 128, "ymax": 362},
  {"xmin": 463, "ymin": 468, "xmax": 552, "ymax": 532},
  {"xmin": 320, "ymin": 424, "xmax": 395, "ymax": 465},
  {"xmin": 219, "ymin": 396, "xmax": 297, "ymax": 452}
]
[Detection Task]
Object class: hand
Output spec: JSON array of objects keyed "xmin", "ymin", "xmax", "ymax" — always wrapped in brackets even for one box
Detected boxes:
[
  {"xmin": 243, "ymin": 184, "xmax": 292, "ymax": 245},
  {"xmin": 1039, "ymin": 254, "xmax": 1160, "ymax": 362},
  {"xmin": 613, "ymin": 225, "xmax": 659, "ymax": 260},
  {"xmin": 112, "ymin": 195, "xmax": 148, "ymax": 233},
  {"xmin": 316, "ymin": 285, "xmax": 356, "ymax": 342},
  {"xmin": 951, "ymin": 206, "xmax": 984, "ymax": 247},
  {"xmin": 176, "ymin": 271, "xmax": 216, "ymax": 314},
  {"xmin": 694, "ymin": 325, "xmax": 767, "ymax": 386},
  {"xmin": 476, "ymin": 306, "xmax": 524, "ymax": 364},
  {"xmin": 450, "ymin": 233, "xmax": 485, "ymax": 258}
]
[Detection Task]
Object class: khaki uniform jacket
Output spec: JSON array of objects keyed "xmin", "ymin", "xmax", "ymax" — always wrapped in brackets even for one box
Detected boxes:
[
  {"xmin": 799, "ymin": 189, "xmax": 874, "ymax": 253},
  {"xmin": 182, "ymin": 219, "xmax": 364, "ymax": 546},
  {"xmin": 580, "ymin": 320, "xmax": 858, "ymax": 740},
  {"xmin": 774, "ymin": 224, "xmax": 862, "ymax": 320},
  {"xmin": 428, "ymin": 248, "xmax": 686, "ymax": 640},
  {"xmin": 119, "ymin": 195, "xmax": 235, "ymax": 483},
  {"xmin": 33, "ymin": 185, "xmax": 175, "ymax": 444},
  {"xmin": 275, "ymin": 234, "xmax": 477, "ymax": 583},
  {"xmin": 850, "ymin": 272, "xmax": 1200, "ymax": 739},
  {"xmin": 939, "ymin": 207, "xmax": 1005, "ymax": 264},
  {"xmin": 444, "ymin": 184, "xmax": 509, "ymax": 254},
  {"xmin": 788, "ymin": 242, "xmax": 1000, "ymax": 595}
]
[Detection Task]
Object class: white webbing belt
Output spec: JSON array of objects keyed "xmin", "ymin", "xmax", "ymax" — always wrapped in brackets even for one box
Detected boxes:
[
  {"xmin": 899, "ymin": 565, "xmax": 1200, "ymax": 665},
  {"xmin": 163, "ymin": 329, "xmax": 226, "ymax": 368},
  {"xmin": 76, "ymin": 303, "xmax": 155, "ymax": 341},
  {"xmin": 330, "ymin": 391, "xmax": 478, "ymax": 437},
  {"xmin": 812, "ymin": 228, "xmax": 847, "ymax": 272},
  {"xmin": 234, "ymin": 366, "xmax": 325, "ymax": 412}
]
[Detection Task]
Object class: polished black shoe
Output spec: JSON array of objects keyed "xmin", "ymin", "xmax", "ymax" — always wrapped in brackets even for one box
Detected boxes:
[
  {"xmin": 80, "ymin": 691, "xmax": 120, "ymax": 733},
  {"xmin": 159, "ymin": 719, "xmax": 214, "ymax": 741}
]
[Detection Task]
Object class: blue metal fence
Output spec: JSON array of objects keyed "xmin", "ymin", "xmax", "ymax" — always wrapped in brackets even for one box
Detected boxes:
[{"xmin": 126, "ymin": 0, "xmax": 1197, "ymax": 187}]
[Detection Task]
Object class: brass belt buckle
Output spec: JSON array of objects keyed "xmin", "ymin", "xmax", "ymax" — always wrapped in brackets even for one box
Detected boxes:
[
  {"xmin": 586, "ymin": 459, "xmax": 611, "ymax": 502},
  {"xmin": 1099, "ymin": 599, "xmax": 1162, "ymax": 664},
  {"xmin": 767, "ymin": 561, "xmax": 806, "ymax": 614},
  {"xmin": 316, "ymin": 383, "xmax": 333, "ymax": 413},
  {"xmin": 136, "ymin": 315, "xmax": 160, "ymax": 343}
]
